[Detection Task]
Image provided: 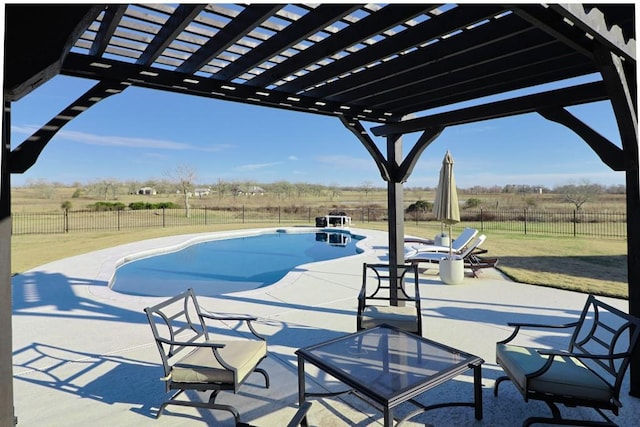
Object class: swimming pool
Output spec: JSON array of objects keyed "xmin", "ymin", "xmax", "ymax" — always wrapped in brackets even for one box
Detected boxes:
[{"xmin": 110, "ymin": 229, "xmax": 364, "ymax": 297}]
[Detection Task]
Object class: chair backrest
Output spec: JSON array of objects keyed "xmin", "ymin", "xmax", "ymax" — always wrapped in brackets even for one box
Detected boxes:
[
  {"xmin": 459, "ymin": 234, "xmax": 486, "ymax": 258},
  {"xmin": 451, "ymin": 227, "xmax": 478, "ymax": 251},
  {"xmin": 569, "ymin": 295, "xmax": 640, "ymax": 398},
  {"xmin": 361, "ymin": 263, "xmax": 420, "ymax": 303},
  {"xmin": 144, "ymin": 289, "xmax": 208, "ymax": 380}
]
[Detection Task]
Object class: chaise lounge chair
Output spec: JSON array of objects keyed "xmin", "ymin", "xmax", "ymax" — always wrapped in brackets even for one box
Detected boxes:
[
  {"xmin": 464, "ymin": 252, "xmax": 499, "ymax": 277},
  {"xmin": 405, "ymin": 227, "xmax": 478, "ymax": 256},
  {"xmin": 406, "ymin": 235, "xmax": 496, "ymax": 277}
]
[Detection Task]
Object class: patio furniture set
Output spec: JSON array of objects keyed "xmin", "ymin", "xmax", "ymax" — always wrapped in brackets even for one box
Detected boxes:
[{"xmin": 144, "ymin": 264, "xmax": 640, "ymax": 426}]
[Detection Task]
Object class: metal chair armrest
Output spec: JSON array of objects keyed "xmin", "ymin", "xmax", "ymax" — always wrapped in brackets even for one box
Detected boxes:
[
  {"xmin": 200, "ymin": 311, "xmax": 258, "ymax": 322},
  {"xmin": 525, "ymin": 349, "xmax": 630, "ymax": 384},
  {"xmin": 156, "ymin": 336, "xmax": 226, "ymax": 349},
  {"xmin": 200, "ymin": 310, "xmax": 267, "ymax": 341},
  {"xmin": 498, "ymin": 321, "xmax": 580, "ymax": 344},
  {"xmin": 507, "ymin": 321, "xmax": 580, "ymax": 328},
  {"xmin": 536, "ymin": 348, "xmax": 631, "ymax": 361}
]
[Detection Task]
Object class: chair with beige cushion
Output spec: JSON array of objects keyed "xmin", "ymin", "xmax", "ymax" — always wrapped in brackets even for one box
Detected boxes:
[
  {"xmin": 144, "ymin": 288, "xmax": 269, "ymax": 424},
  {"xmin": 494, "ymin": 295, "xmax": 640, "ymax": 426},
  {"xmin": 356, "ymin": 263, "xmax": 422, "ymax": 335}
]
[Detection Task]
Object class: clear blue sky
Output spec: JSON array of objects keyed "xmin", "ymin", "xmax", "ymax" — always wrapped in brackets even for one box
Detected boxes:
[{"xmin": 10, "ymin": 73, "xmax": 625, "ymax": 189}]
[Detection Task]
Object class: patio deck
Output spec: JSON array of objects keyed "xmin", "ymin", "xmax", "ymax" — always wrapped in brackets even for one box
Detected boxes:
[{"xmin": 11, "ymin": 228, "xmax": 639, "ymax": 426}]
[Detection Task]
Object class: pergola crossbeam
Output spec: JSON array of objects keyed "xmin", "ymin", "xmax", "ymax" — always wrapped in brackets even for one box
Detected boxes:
[{"xmin": 371, "ymin": 81, "xmax": 608, "ymax": 136}]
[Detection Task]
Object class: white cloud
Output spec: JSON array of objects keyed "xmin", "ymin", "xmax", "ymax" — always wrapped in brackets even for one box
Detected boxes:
[
  {"xmin": 11, "ymin": 125, "xmax": 233, "ymax": 152},
  {"xmin": 288, "ymin": 155, "xmax": 298, "ymax": 161},
  {"xmin": 235, "ymin": 162, "xmax": 282, "ymax": 171}
]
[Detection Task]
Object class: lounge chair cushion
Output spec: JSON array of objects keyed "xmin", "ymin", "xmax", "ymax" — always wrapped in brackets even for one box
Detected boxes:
[
  {"xmin": 360, "ymin": 306, "xmax": 420, "ymax": 333},
  {"xmin": 172, "ymin": 339, "xmax": 267, "ymax": 384},
  {"xmin": 496, "ymin": 343, "xmax": 612, "ymax": 402}
]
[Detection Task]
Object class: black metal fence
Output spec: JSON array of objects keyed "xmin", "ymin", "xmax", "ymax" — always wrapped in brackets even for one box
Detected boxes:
[{"xmin": 11, "ymin": 206, "xmax": 627, "ymax": 239}]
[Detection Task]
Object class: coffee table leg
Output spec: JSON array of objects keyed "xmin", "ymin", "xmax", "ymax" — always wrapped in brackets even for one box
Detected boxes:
[
  {"xmin": 297, "ymin": 355, "xmax": 310, "ymax": 427},
  {"xmin": 383, "ymin": 407, "xmax": 392, "ymax": 427},
  {"xmin": 298, "ymin": 354, "xmax": 306, "ymax": 406},
  {"xmin": 473, "ymin": 363, "xmax": 483, "ymax": 420}
]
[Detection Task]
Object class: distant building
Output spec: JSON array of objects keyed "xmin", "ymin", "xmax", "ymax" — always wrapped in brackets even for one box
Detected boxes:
[
  {"xmin": 237, "ymin": 186, "xmax": 265, "ymax": 196},
  {"xmin": 248, "ymin": 186, "xmax": 265, "ymax": 195},
  {"xmin": 138, "ymin": 187, "xmax": 157, "ymax": 195},
  {"xmin": 194, "ymin": 188, "xmax": 211, "ymax": 197}
]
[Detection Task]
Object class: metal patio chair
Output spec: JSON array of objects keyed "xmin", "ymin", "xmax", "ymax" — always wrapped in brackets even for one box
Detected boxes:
[
  {"xmin": 494, "ymin": 295, "xmax": 640, "ymax": 426},
  {"xmin": 356, "ymin": 263, "xmax": 422, "ymax": 335},
  {"xmin": 144, "ymin": 288, "xmax": 270, "ymax": 424}
]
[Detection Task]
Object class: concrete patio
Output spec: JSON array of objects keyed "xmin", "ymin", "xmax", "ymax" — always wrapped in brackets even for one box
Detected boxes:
[{"xmin": 11, "ymin": 227, "xmax": 639, "ymax": 426}]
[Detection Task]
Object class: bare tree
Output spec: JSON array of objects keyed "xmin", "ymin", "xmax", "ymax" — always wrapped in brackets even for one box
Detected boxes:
[
  {"xmin": 216, "ymin": 178, "xmax": 227, "ymax": 199},
  {"xmin": 556, "ymin": 180, "xmax": 603, "ymax": 210},
  {"xmin": 328, "ymin": 183, "xmax": 341, "ymax": 201},
  {"xmin": 168, "ymin": 164, "xmax": 197, "ymax": 217},
  {"xmin": 360, "ymin": 180, "xmax": 374, "ymax": 198},
  {"xmin": 26, "ymin": 178, "xmax": 56, "ymax": 199},
  {"xmin": 229, "ymin": 181, "xmax": 242, "ymax": 199},
  {"xmin": 86, "ymin": 179, "xmax": 117, "ymax": 200}
]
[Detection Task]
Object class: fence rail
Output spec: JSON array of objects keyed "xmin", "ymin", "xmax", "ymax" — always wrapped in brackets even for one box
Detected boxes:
[{"xmin": 11, "ymin": 207, "xmax": 627, "ymax": 239}]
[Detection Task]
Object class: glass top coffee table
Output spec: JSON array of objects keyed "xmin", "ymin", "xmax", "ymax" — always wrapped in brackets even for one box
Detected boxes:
[{"xmin": 296, "ymin": 325, "xmax": 484, "ymax": 426}]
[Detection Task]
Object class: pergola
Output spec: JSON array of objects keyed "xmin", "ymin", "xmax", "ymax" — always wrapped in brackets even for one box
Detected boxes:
[{"xmin": 1, "ymin": 4, "xmax": 637, "ymax": 424}]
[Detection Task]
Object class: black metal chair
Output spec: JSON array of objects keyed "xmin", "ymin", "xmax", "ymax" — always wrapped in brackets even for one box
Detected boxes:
[
  {"xmin": 494, "ymin": 295, "xmax": 640, "ymax": 426},
  {"xmin": 356, "ymin": 263, "xmax": 422, "ymax": 335},
  {"xmin": 144, "ymin": 288, "xmax": 270, "ymax": 424}
]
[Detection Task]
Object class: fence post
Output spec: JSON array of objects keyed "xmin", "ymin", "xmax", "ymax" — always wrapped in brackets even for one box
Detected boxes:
[
  {"xmin": 242, "ymin": 205, "xmax": 245, "ymax": 224},
  {"xmin": 162, "ymin": 207, "xmax": 166, "ymax": 228},
  {"xmin": 523, "ymin": 208, "xmax": 527, "ymax": 235},
  {"xmin": 64, "ymin": 209, "xmax": 69, "ymax": 233},
  {"xmin": 573, "ymin": 210, "xmax": 577, "ymax": 237},
  {"xmin": 480, "ymin": 208, "xmax": 484, "ymax": 232}
]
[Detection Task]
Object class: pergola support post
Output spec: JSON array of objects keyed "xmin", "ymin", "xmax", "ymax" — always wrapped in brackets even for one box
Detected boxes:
[
  {"xmin": 386, "ymin": 133, "xmax": 405, "ymax": 304},
  {"xmin": 594, "ymin": 47, "xmax": 640, "ymax": 396},
  {"xmin": 1, "ymin": 100, "xmax": 16, "ymax": 426},
  {"xmin": 625, "ymin": 138, "xmax": 640, "ymax": 397}
]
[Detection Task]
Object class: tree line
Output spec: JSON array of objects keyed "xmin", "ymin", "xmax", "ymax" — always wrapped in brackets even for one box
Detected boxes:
[
  {"xmin": 20, "ymin": 177, "xmax": 625, "ymax": 199},
  {"xmin": 18, "ymin": 176, "xmax": 625, "ymax": 214}
]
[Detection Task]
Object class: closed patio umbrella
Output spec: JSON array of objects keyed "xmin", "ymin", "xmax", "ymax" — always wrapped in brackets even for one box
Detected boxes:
[{"xmin": 433, "ymin": 151, "xmax": 460, "ymax": 257}]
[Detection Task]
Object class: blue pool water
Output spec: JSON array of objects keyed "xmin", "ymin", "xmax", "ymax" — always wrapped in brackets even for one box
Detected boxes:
[{"xmin": 110, "ymin": 230, "xmax": 364, "ymax": 297}]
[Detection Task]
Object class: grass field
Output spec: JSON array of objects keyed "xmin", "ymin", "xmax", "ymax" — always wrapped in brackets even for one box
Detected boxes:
[{"xmin": 10, "ymin": 186, "xmax": 629, "ymax": 299}]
